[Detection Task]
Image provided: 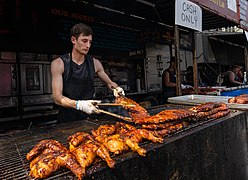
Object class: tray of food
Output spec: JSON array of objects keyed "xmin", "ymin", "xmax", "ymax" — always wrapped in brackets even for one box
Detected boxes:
[{"xmin": 168, "ymin": 95, "xmax": 248, "ymax": 110}]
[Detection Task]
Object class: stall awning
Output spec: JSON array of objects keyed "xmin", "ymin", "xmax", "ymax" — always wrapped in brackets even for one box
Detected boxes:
[{"xmin": 91, "ymin": 0, "xmax": 242, "ymax": 31}]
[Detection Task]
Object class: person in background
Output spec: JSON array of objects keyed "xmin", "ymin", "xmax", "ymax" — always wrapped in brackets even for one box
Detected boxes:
[
  {"xmin": 221, "ymin": 64, "xmax": 243, "ymax": 87},
  {"xmin": 51, "ymin": 23, "xmax": 125, "ymax": 123},
  {"xmin": 236, "ymin": 67, "xmax": 244, "ymax": 83},
  {"xmin": 162, "ymin": 57, "xmax": 184, "ymax": 103}
]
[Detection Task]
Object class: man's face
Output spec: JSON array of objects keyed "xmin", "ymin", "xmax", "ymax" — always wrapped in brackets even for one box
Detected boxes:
[{"xmin": 71, "ymin": 34, "xmax": 92, "ymax": 55}]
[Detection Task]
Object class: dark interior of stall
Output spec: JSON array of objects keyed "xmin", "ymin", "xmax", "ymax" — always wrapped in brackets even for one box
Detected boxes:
[{"xmin": 0, "ymin": 0, "xmax": 243, "ymax": 132}]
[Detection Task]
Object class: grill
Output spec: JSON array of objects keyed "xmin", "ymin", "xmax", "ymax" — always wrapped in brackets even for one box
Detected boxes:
[{"xmin": 0, "ymin": 104, "xmax": 243, "ymax": 180}]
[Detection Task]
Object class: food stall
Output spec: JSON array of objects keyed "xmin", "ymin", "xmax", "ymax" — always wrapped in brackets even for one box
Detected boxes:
[{"xmin": 1, "ymin": 102, "xmax": 248, "ymax": 180}]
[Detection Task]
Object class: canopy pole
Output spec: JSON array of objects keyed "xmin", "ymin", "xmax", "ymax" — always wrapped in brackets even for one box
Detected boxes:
[
  {"xmin": 174, "ymin": 25, "xmax": 182, "ymax": 96},
  {"xmin": 192, "ymin": 31, "xmax": 198, "ymax": 94}
]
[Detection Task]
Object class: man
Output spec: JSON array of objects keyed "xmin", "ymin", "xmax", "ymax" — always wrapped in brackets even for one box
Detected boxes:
[
  {"xmin": 162, "ymin": 57, "xmax": 185, "ymax": 103},
  {"xmin": 51, "ymin": 23, "xmax": 124, "ymax": 123}
]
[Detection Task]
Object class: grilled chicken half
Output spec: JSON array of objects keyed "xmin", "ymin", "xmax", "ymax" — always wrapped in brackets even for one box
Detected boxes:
[
  {"xmin": 68, "ymin": 132, "xmax": 115, "ymax": 170},
  {"xmin": 26, "ymin": 139, "xmax": 83, "ymax": 179}
]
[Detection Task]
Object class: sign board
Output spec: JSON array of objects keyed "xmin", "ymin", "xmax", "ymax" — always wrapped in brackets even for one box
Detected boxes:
[
  {"xmin": 175, "ymin": 0, "xmax": 202, "ymax": 31},
  {"xmin": 239, "ymin": 0, "xmax": 248, "ymax": 31},
  {"xmin": 190, "ymin": 0, "xmax": 239, "ymax": 24}
]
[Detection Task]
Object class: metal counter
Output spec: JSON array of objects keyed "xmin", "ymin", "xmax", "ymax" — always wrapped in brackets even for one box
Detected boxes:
[{"xmin": 0, "ymin": 105, "xmax": 248, "ymax": 180}]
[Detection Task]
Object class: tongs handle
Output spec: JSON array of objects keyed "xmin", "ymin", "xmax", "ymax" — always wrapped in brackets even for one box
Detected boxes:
[
  {"xmin": 98, "ymin": 109, "xmax": 133, "ymax": 122},
  {"xmin": 98, "ymin": 103, "xmax": 135, "ymax": 107}
]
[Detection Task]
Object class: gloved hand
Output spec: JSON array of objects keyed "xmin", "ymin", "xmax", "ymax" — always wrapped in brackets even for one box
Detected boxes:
[
  {"xmin": 76, "ymin": 100, "xmax": 101, "ymax": 114},
  {"xmin": 113, "ymin": 87, "xmax": 125, "ymax": 97},
  {"xmin": 181, "ymin": 84, "xmax": 186, "ymax": 89}
]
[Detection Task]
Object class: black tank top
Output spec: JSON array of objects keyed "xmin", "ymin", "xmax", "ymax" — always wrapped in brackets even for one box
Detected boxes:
[
  {"xmin": 162, "ymin": 69, "xmax": 176, "ymax": 103},
  {"xmin": 57, "ymin": 53, "xmax": 95, "ymax": 123}
]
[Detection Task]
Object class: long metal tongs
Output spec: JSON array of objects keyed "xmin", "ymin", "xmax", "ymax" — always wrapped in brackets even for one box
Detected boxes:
[
  {"xmin": 98, "ymin": 109, "xmax": 133, "ymax": 122},
  {"xmin": 98, "ymin": 103, "xmax": 135, "ymax": 107}
]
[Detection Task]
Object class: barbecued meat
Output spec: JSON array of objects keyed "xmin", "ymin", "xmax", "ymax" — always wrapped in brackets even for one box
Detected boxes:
[
  {"xmin": 92, "ymin": 122, "xmax": 163, "ymax": 156},
  {"xmin": 193, "ymin": 103, "xmax": 228, "ymax": 119},
  {"xmin": 113, "ymin": 122, "xmax": 163, "ymax": 156},
  {"xmin": 115, "ymin": 96, "xmax": 150, "ymax": 121},
  {"xmin": 68, "ymin": 132, "xmax": 115, "ymax": 169},
  {"xmin": 228, "ymin": 94, "xmax": 248, "ymax": 104},
  {"xmin": 134, "ymin": 109, "xmax": 195, "ymax": 124},
  {"xmin": 26, "ymin": 140, "xmax": 83, "ymax": 179},
  {"xmin": 92, "ymin": 125, "xmax": 129, "ymax": 155},
  {"xmin": 142, "ymin": 121, "xmax": 180, "ymax": 130},
  {"xmin": 115, "ymin": 122, "xmax": 163, "ymax": 143},
  {"xmin": 207, "ymin": 109, "xmax": 231, "ymax": 119},
  {"xmin": 189, "ymin": 102, "xmax": 222, "ymax": 113},
  {"xmin": 155, "ymin": 122, "xmax": 188, "ymax": 137}
]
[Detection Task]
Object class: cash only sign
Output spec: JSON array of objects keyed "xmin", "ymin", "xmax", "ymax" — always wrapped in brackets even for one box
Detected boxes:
[{"xmin": 175, "ymin": 0, "xmax": 202, "ymax": 31}]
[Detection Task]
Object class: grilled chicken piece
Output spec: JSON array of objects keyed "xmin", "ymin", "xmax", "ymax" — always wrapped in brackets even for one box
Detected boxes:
[
  {"xmin": 68, "ymin": 132, "xmax": 115, "ymax": 169},
  {"xmin": 102, "ymin": 134, "xmax": 130, "ymax": 155},
  {"xmin": 93, "ymin": 128, "xmax": 142, "ymax": 155},
  {"xmin": 115, "ymin": 96, "xmax": 150, "ymax": 121},
  {"xmin": 92, "ymin": 122, "xmax": 163, "ymax": 156},
  {"xmin": 26, "ymin": 140, "xmax": 83, "ymax": 179},
  {"xmin": 91, "ymin": 125, "xmax": 129, "ymax": 155}
]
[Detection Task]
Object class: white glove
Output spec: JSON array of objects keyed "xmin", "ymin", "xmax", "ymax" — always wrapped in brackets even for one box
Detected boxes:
[
  {"xmin": 76, "ymin": 100, "xmax": 101, "ymax": 114},
  {"xmin": 113, "ymin": 87, "xmax": 125, "ymax": 97},
  {"xmin": 181, "ymin": 84, "xmax": 186, "ymax": 89}
]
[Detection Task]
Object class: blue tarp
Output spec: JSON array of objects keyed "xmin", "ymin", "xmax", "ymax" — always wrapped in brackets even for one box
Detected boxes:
[{"xmin": 221, "ymin": 88, "xmax": 248, "ymax": 96}]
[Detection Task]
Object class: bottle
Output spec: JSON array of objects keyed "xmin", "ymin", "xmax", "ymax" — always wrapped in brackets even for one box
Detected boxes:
[{"xmin": 243, "ymin": 71, "xmax": 247, "ymax": 84}]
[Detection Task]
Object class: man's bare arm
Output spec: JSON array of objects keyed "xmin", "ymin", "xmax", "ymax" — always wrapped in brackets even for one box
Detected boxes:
[
  {"xmin": 94, "ymin": 58, "xmax": 118, "ymax": 89},
  {"xmin": 229, "ymin": 72, "xmax": 242, "ymax": 85},
  {"xmin": 51, "ymin": 58, "xmax": 77, "ymax": 109}
]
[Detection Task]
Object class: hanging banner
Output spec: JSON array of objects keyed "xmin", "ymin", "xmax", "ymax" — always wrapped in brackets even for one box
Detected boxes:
[
  {"xmin": 190, "ymin": 0, "xmax": 239, "ymax": 24},
  {"xmin": 175, "ymin": 0, "xmax": 202, "ymax": 31},
  {"xmin": 239, "ymin": 0, "xmax": 248, "ymax": 31}
]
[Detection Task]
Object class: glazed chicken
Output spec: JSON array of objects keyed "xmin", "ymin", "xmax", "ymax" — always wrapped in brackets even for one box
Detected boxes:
[
  {"xmin": 115, "ymin": 96, "xmax": 150, "ymax": 121},
  {"xmin": 92, "ymin": 125, "xmax": 129, "ymax": 155},
  {"xmin": 113, "ymin": 122, "xmax": 163, "ymax": 156},
  {"xmin": 26, "ymin": 140, "xmax": 83, "ymax": 179},
  {"xmin": 68, "ymin": 132, "xmax": 115, "ymax": 170},
  {"xmin": 92, "ymin": 122, "xmax": 163, "ymax": 156}
]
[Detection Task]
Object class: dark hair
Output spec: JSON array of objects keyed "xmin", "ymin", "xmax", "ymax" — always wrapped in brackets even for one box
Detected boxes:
[{"xmin": 70, "ymin": 23, "xmax": 93, "ymax": 39}]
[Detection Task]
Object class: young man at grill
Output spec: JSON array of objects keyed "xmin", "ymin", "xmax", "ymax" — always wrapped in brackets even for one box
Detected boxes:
[{"xmin": 51, "ymin": 23, "xmax": 125, "ymax": 123}]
